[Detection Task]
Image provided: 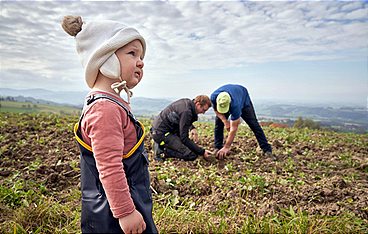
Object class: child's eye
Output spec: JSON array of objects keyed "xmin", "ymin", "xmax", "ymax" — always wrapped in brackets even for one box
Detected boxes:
[{"xmin": 128, "ymin": 51, "xmax": 135, "ymax": 56}]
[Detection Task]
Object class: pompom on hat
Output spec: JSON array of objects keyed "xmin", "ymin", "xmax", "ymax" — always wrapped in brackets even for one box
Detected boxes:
[
  {"xmin": 62, "ymin": 15, "xmax": 146, "ymax": 89},
  {"xmin": 216, "ymin": 92, "xmax": 231, "ymax": 114}
]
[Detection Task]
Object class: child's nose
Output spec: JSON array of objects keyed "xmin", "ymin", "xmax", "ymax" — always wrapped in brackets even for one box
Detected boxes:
[{"xmin": 137, "ymin": 59, "xmax": 144, "ymax": 68}]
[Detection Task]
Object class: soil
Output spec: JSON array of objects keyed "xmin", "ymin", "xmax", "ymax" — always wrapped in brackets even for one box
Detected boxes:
[{"xmin": 1, "ymin": 114, "xmax": 367, "ymax": 222}]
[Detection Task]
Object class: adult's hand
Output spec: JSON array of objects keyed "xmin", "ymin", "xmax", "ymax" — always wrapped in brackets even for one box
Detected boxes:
[
  {"xmin": 190, "ymin": 128, "xmax": 199, "ymax": 143},
  {"xmin": 216, "ymin": 147, "xmax": 230, "ymax": 159},
  {"xmin": 203, "ymin": 150, "xmax": 214, "ymax": 158},
  {"xmin": 202, "ymin": 150, "xmax": 216, "ymax": 162},
  {"xmin": 119, "ymin": 209, "xmax": 146, "ymax": 234}
]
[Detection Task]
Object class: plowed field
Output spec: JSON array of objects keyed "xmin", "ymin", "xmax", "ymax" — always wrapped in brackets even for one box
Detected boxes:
[{"xmin": 1, "ymin": 113, "xmax": 367, "ymax": 233}]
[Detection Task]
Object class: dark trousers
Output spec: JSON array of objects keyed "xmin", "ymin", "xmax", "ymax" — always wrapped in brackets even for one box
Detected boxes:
[
  {"xmin": 152, "ymin": 131, "xmax": 197, "ymax": 161},
  {"xmin": 79, "ymin": 144, "xmax": 157, "ymax": 233},
  {"xmin": 214, "ymin": 102, "xmax": 272, "ymax": 153}
]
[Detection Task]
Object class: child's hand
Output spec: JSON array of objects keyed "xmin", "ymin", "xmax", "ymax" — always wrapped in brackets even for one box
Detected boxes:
[{"xmin": 119, "ymin": 209, "xmax": 146, "ymax": 233}]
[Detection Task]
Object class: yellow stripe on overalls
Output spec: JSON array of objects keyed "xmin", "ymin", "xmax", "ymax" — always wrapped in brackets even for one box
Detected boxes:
[{"xmin": 74, "ymin": 121, "xmax": 146, "ymax": 159}]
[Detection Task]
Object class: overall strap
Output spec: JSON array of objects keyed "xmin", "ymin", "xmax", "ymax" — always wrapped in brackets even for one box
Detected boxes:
[
  {"xmin": 74, "ymin": 93, "xmax": 145, "ymax": 159},
  {"xmin": 86, "ymin": 93, "xmax": 138, "ymax": 122}
]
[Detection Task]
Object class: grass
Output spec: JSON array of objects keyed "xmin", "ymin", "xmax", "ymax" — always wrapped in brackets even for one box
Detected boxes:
[
  {"xmin": 2, "ymin": 197, "xmax": 79, "ymax": 234},
  {"xmin": 0, "ymin": 177, "xmax": 80, "ymax": 233},
  {"xmin": 0, "ymin": 112, "xmax": 367, "ymax": 233},
  {"xmin": 153, "ymin": 202, "xmax": 368, "ymax": 234}
]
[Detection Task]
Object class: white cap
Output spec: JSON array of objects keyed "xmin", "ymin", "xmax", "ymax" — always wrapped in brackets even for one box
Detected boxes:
[{"xmin": 75, "ymin": 20, "xmax": 146, "ymax": 88}]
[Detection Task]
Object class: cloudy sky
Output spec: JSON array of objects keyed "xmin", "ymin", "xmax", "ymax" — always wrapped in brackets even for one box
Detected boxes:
[{"xmin": 1, "ymin": 1, "xmax": 367, "ymax": 106}]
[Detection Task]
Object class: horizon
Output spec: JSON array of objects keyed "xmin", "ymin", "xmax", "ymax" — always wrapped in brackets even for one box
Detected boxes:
[
  {"xmin": 1, "ymin": 87, "xmax": 366, "ymax": 108},
  {"xmin": 0, "ymin": 1, "xmax": 367, "ymax": 107}
]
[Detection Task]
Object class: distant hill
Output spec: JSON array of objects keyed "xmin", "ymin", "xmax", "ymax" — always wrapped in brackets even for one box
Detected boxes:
[
  {"xmin": 0, "ymin": 88, "xmax": 172, "ymax": 116},
  {"xmin": 0, "ymin": 95, "xmax": 76, "ymax": 107},
  {"xmin": 0, "ymin": 99, "xmax": 80, "ymax": 115},
  {"xmin": 1, "ymin": 88, "xmax": 367, "ymax": 133},
  {"xmin": 0, "ymin": 88, "xmax": 87, "ymax": 106},
  {"xmin": 130, "ymin": 97, "xmax": 171, "ymax": 116},
  {"xmin": 256, "ymin": 104, "xmax": 367, "ymax": 124}
]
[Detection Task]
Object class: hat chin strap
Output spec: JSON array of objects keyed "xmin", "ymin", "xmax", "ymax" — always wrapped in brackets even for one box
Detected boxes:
[{"xmin": 111, "ymin": 80, "xmax": 133, "ymax": 103}]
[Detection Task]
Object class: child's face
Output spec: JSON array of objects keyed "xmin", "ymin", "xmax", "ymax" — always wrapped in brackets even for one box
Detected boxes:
[{"xmin": 115, "ymin": 39, "xmax": 144, "ymax": 89}]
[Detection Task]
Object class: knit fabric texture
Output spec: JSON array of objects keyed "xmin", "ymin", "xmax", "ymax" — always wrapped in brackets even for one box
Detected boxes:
[{"xmin": 75, "ymin": 20, "xmax": 146, "ymax": 88}]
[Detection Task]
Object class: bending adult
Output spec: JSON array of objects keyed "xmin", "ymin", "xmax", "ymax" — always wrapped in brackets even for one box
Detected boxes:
[
  {"xmin": 210, "ymin": 84, "xmax": 273, "ymax": 159},
  {"xmin": 151, "ymin": 95, "xmax": 212, "ymax": 161}
]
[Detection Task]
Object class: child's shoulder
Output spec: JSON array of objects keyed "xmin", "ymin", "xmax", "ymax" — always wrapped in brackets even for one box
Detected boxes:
[
  {"xmin": 88, "ymin": 91, "xmax": 131, "ymax": 109},
  {"xmin": 84, "ymin": 91, "xmax": 131, "ymax": 120}
]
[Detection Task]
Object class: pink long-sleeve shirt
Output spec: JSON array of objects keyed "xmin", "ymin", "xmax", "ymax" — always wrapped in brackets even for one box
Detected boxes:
[{"xmin": 81, "ymin": 90, "xmax": 137, "ymax": 218}]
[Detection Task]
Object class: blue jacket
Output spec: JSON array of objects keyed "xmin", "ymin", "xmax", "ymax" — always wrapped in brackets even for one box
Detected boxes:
[{"xmin": 210, "ymin": 84, "xmax": 251, "ymax": 120}]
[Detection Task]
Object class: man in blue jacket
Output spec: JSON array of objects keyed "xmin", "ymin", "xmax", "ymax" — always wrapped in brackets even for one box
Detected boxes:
[{"xmin": 210, "ymin": 84, "xmax": 273, "ymax": 159}]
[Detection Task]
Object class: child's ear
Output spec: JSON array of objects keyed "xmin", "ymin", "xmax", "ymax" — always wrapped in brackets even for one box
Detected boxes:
[{"xmin": 100, "ymin": 54, "xmax": 121, "ymax": 79}]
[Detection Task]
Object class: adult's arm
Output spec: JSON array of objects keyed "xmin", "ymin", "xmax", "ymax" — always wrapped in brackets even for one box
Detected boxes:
[
  {"xmin": 216, "ymin": 118, "xmax": 240, "ymax": 158},
  {"xmin": 178, "ymin": 111, "xmax": 205, "ymax": 155},
  {"xmin": 224, "ymin": 118, "xmax": 240, "ymax": 148},
  {"xmin": 215, "ymin": 110, "xmax": 230, "ymax": 131}
]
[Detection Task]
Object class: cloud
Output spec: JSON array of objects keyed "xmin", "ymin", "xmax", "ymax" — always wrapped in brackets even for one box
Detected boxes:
[{"xmin": 0, "ymin": 1, "xmax": 367, "ymax": 103}]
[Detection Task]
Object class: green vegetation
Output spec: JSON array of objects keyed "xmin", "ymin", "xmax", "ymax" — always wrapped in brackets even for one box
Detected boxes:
[
  {"xmin": 293, "ymin": 117, "xmax": 320, "ymax": 130},
  {"xmin": 1, "ymin": 112, "xmax": 367, "ymax": 233},
  {"xmin": 0, "ymin": 100, "xmax": 80, "ymax": 115}
]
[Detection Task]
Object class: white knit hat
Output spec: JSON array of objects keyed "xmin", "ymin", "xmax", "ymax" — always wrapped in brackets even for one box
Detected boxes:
[{"xmin": 75, "ymin": 20, "xmax": 146, "ymax": 88}]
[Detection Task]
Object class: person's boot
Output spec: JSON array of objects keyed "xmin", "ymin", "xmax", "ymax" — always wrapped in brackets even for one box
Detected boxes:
[
  {"xmin": 152, "ymin": 142, "xmax": 165, "ymax": 161},
  {"xmin": 264, "ymin": 150, "xmax": 277, "ymax": 161}
]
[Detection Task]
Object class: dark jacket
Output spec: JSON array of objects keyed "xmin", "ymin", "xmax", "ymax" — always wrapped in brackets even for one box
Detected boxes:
[{"xmin": 152, "ymin": 98, "xmax": 205, "ymax": 155}]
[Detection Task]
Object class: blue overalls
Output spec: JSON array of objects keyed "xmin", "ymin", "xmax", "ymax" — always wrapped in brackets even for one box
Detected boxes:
[{"xmin": 74, "ymin": 94, "xmax": 157, "ymax": 233}]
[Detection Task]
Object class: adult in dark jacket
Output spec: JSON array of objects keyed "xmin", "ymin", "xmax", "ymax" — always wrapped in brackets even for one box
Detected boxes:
[
  {"xmin": 151, "ymin": 95, "xmax": 212, "ymax": 161},
  {"xmin": 210, "ymin": 84, "xmax": 273, "ymax": 159}
]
